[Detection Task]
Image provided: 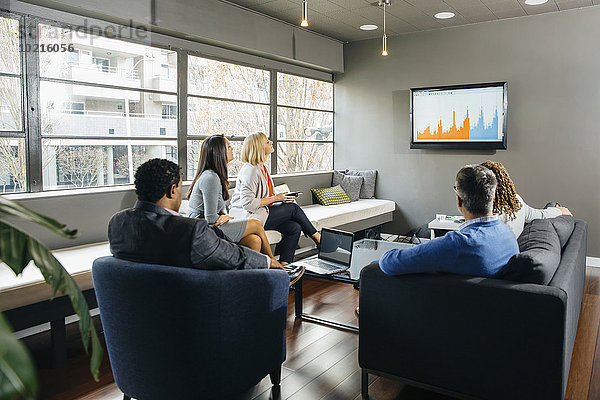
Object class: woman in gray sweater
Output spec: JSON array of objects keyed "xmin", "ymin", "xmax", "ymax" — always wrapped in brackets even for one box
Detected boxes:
[{"xmin": 187, "ymin": 135, "xmax": 277, "ymax": 262}]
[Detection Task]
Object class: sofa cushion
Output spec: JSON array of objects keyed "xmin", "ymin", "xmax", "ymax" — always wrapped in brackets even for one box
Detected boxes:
[
  {"xmin": 302, "ymin": 199, "xmax": 395, "ymax": 232},
  {"xmin": 549, "ymin": 216, "xmax": 575, "ymax": 248},
  {"xmin": 311, "ymin": 185, "xmax": 351, "ymax": 206},
  {"xmin": 346, "ymin": 169, "xmax": 377, "ymax": 199},
  {"xmin": 332, "ymin": 171, "xmax": 363, "ymax": 202},
  {"xmin": 498, "ymin": 219, "xmax": 561, "ymax": 285}
]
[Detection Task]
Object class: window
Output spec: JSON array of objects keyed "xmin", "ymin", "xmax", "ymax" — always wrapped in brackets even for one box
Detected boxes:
[
  {"xmin": 187, "ymin": 55, "xmax": 270, "ymax": 177},
  {"xmin": 276, "ymin": 73, "xmax": 333, "ymax": 173},
  {"xmin": 2, "ymin": 12, "xmax": 334, "ymax": 195},
  {"xmin": 38, "ymin": 23, "xmax": 178, "ymax": 190},
  {"xmin": 0, "ymin": 15, "xmax": 26, "ymax": 193},
  {"xmin": 162, "ymin": 104, "xmax": 177, "ymax": 119}
]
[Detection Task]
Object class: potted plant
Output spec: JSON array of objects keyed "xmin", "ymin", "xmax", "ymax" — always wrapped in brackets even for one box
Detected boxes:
[{"xmin": 0, "ymin": 197, "xmax": 102, "ymax": 399}]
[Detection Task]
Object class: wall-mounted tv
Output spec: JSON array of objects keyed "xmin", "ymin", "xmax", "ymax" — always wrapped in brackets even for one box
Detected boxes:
[{"xmin": 410, "ymin": 82, "xmax": 508, "ymax": 150}]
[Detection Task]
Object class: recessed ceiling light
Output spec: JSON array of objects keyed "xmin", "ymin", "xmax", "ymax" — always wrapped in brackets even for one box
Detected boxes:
[
  {"xmin": 434, "ymin": 12, "xmax": 455, "ymax": 19},
  {"xmin": 524, "ymin": 0, "xmax": 548, "ymax": 4},
  {"xmin": 360, "ymin": 24, "xmax": 378, "ymax": 30}
]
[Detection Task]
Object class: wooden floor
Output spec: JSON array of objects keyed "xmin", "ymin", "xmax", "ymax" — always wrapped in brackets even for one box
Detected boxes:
[{"xmin": 27, "ymin": 267, "xmax": 600, "ymax": 400}]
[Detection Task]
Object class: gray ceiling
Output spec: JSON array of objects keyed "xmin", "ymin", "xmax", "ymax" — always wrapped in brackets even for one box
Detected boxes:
[{"xmin": 224, "ymin": 0, "xmax": 599, "ymax": 42}]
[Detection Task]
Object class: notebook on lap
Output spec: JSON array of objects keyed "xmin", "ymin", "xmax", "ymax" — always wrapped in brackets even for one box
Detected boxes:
[{"xmin": 292, "ymin": 228, "xmax": 354, "ymax": 275}]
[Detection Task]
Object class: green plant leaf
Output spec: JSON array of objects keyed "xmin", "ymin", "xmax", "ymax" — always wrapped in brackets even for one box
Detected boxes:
[
  {"xmin": 0, "ymin": 313, "xmax": 37, "ymax": 400},
  {"xmin": 0, "ymin": 218, "xmax": 102, "ymax": 382},
  {"xmin": 0, "ymin": 197, "xmax": 77, "ymax": 239}
]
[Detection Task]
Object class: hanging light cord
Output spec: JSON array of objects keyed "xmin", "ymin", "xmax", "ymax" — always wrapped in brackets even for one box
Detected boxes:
[{"xmin": 383, "ymin": 2, "xmax": 386, "ymax": 35}]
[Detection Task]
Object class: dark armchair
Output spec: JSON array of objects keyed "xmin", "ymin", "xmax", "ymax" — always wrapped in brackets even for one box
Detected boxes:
[{"xmin": 92, "ymin": 256, "xmax": 289, "ymax": 400}]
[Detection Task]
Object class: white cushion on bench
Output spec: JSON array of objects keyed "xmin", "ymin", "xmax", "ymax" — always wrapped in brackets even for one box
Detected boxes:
[
  {"xmin": 0, "ymin": 242, "xmax": 111, "ymax": 312},
  {"xmin": 265, "ymin": 199, "xmax": 395, "ymax": 244},
  {"xmin": 302, "ymin": 199, "xmax": 396, "ymax": 232}
]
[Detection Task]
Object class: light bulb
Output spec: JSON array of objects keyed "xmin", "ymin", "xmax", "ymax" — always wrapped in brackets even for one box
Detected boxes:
[
  {"xmin": 382, "ymin": 33, "xmax": 388, "ymax": 56},
  {"xmin": 301, "ymin": 0, "xmax": 308, "ymax": 27}
]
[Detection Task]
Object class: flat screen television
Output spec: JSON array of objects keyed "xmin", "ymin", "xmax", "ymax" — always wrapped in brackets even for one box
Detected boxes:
[{"xmin": 410, "ymin": 82, "xmax": 508, "ymax": 150}]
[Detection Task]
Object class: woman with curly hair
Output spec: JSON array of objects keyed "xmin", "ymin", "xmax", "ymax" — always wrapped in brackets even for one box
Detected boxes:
[{"xmin": 480, "ymin": 160, "xmax": 572, "ymax": 238}]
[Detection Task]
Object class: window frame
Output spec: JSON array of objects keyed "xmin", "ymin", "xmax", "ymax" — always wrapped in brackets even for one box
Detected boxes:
[
  {"xmin": 275, "ymin": 70, "xmax": 335, "ymax": 174},
  {"xmin": 185, "ymin": 49, "xmax": 273, "ymax": 179},
  {"xmin": 32, "ymin": 16, "xmax": 180, "ymax": 192},
  {"xmin": 184, "ymin": 50, "xmax": 334, "ymax": 178},
  {"xmin": 0, "ymin": 11, "xmax": 29, "ymax": 194},
  {"xmin": 0, "ymin": 8, "xmax": 335, "ymax": 195}
]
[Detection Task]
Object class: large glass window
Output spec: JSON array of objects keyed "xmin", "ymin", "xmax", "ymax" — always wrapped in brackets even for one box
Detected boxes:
[
  {"xmin": 1, "ymin": 13, "xmax": 335, "ymax": 195},
  {"xmin": 38, "ymin": 24, "xmax": 177, "ymax": 190},
  {"xmin": 276, "ymin": 73, "xmax": 333, "ymax": 173},
  {"xmin": 187, "ymin": 55, "xmax": 270, "ymax": 178},
  {"xmin": 0, "ymin": 15, "xmax": 26, "ymax": 193}
]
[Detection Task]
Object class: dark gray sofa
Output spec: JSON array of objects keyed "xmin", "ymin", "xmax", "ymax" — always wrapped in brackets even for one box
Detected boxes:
[{"xmin": 358, "ymin": 219, "xmax": 587, "ymax": 400}]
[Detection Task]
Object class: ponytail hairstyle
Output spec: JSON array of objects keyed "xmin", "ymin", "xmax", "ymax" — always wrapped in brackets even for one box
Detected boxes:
[{"xmin": 187, "ymin": 135, "xmax": 230, "ymax": 200}]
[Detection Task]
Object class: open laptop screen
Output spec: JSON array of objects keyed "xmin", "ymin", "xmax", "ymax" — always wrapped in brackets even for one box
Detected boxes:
[{"xmin": 319, "ymin": 228, "xmax": 354, "ymax": 266}]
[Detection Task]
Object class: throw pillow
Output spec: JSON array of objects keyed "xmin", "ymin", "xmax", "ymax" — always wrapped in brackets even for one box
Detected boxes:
[
  {"xmin": 549, "ymin": 216, "xmax": 575, "ymax": 248},
  {"xmin": 497, "ymin": 219, "xmax": 561, "ymax": 285},
  {"xmin": 311, "ymin": 185, "xmax": 351, "ymax": 206},
  {"xmin": 332, "ymin": 171, "xmax": 363, "ymax": 201},
  {"xmin": 345, "ymin": 169, "xmax": 377, "ymax": 198}
]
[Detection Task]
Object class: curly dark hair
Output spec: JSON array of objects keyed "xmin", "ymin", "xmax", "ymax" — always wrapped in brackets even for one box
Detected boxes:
[
  {"xmin": 134, "ymin": 159, "xmax": 181, "ymax": 203},
  {"xmin": 480, "ymin": 160, "xmax": 522, "ymax": 221}
]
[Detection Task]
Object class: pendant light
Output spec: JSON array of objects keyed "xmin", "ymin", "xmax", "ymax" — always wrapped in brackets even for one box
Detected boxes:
[
  {"xmin": 380, "ymin": 0, "xmax": 390, "ymax": 56},
  {"xmin": 301, "ymin": 0, "xmax": 309, "ymax": 27}
]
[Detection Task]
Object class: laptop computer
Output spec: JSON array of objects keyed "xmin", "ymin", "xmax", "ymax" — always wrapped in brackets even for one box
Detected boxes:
[{"xmin": 291, "ymin": 227, "xmax": 354, "ymax": 275}]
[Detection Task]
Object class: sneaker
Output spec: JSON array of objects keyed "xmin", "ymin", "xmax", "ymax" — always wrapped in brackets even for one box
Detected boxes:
[{"xmin": 284, "ymin": 264, "xmax": 305, "ymax": 286}]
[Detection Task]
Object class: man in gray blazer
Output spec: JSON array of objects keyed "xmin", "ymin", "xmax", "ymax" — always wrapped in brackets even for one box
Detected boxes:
[{"xmin": 109, "ymin": 159, "xmax": 296, "ymax": 274}]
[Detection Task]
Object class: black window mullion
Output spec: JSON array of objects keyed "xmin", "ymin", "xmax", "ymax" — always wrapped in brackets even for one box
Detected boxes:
[
  {"xmin": 186, "ymin": 135, "xmax": 247, "ymax": 141},
  {"xmin": 178, "ymin": 50, "xmax": 188, "ymax": 179},
  {"xmin": 0, "ymin": 72, "xmax": 21, "ymax": 79},
  {"xmin": 39, "ymin": 76, "xmax": 177, "ymax": 97},
  {"xmin": 23, "ymin": 16, "xmax": 42, "ymax": 193},
  {"xmin": 270, "ymin": 70, "xmax": 277, "ymax": 174},
  {"xmin": 0, "ymin": 131, "xmax": 26, "ymax": 138},
  {"xmin": 276, "ymin": 103, "xmax": 334, "ymax": 114},
  {"xmin": 187, "ymin": 92, "xmax": 269, "ymax": 107}
]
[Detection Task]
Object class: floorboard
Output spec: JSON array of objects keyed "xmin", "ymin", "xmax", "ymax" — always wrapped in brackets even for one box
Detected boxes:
[{"xmin": 23, "ymin": 268, "xmax": 600, "ymax": 400}]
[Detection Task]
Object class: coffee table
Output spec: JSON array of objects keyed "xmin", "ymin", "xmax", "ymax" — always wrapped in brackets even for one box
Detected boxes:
[
  {"xmin": 427, "ymin": 215, "xmax": 464, "ymax": 239},
  {"xmin": 294, "ymin": 238, "xmax": 415, "ymax": 332}
]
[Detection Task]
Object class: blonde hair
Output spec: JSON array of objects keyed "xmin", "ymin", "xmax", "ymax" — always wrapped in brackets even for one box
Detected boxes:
[{"xmin": 242, "ymin": 132, "xmax": 268, "ymax": 165}]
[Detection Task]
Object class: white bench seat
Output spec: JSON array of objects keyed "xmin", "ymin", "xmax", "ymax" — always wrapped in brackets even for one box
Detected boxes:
[
  {"xmin": 1, "ymin": 198, "xmax": 395, "ymax": 312},
  {"xmin": 0, "ymin": 242, "xmax": 111, "ymax": 312},
  {"xmin": 265, "ymin": 199, "xmax": 396, "ymax": 243}
]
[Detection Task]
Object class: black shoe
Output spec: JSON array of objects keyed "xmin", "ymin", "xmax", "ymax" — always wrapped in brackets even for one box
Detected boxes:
[{"xmin": 285, "ymin": 265, "xmax": 305, "ymax": 286}]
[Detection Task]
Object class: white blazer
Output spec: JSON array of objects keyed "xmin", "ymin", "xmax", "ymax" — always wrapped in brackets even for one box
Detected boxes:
[{"xmin": 229, "ymin": 163, "xmax": 273, "ymax": 224}]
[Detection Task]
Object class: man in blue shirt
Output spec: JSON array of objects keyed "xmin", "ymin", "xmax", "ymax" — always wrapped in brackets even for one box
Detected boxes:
[{"xmin": 379, "ymin": 164, "xmax": 518, "ymax": 277}]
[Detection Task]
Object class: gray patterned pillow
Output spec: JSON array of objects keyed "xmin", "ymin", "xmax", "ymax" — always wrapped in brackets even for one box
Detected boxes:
[
  {"xmin": 332, "ymin": 170, "xmax": 363, "ymax": 201},
  {"xmin": 345, "ymin": 169, "xmax": 377, "ymax": 198}
]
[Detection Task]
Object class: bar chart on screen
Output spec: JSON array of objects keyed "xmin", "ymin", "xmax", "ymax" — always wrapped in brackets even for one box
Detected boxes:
[{"xmin": 413, "ymin": 85, "xmax": 504, "ymax": 142}]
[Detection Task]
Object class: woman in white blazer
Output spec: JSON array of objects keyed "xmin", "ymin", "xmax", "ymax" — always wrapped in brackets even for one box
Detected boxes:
[{"xmin": 229, "ymin": 132, "xmax": 321, "ymax": 264}]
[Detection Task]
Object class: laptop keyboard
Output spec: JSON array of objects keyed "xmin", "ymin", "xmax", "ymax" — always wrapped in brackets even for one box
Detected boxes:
[{"xmin": 300, "ymin": 258, "xmax": 349, "ymax": 275}]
